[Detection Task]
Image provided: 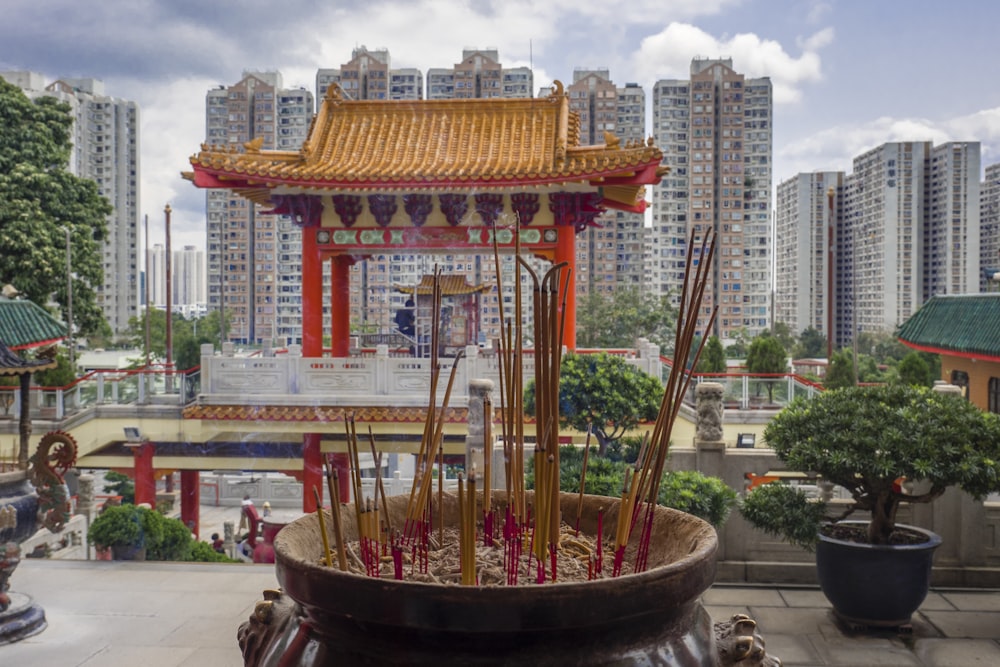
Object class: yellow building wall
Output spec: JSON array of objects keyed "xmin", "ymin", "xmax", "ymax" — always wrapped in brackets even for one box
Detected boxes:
[{"xmin": 940, "ymin": 355, "xmax": 1000, "ymax": 411}]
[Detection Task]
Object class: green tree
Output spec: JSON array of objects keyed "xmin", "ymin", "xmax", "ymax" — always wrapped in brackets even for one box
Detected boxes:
[
  {"xmin": 794, "ymin": 326, "xmax": 827, "ymax": 359},
  {"xmin": 696, "ymin": 335, "xmax": 727, "ymax": 374},
  {"xmin": 725, "ymin": 327, "xmax": 751, "ymax": 358},
  {"xmin": 0, "ymin": 79, "xmax": 111, "ymax": 336},
  {"xmin": 771, "ymin": 321, "xmax": 797, "ymax": 352},
  {"xmin": 745, "ymin": 332, "xmax": 787, "ymax": 402},
  {"xmin": 824, "ymin": 348, "xmax": 856, "ymax": 389},
  {"xmin": 896, "ymin": 350, "xmax": 934, "ymax": 387},
  {"xmin": 31, "ymin": 348, "xmax": 77, "ymax": 387},
  {"xmin": 125, "ymin": 309, "xmax": 226, "ymax": 371},
  {"xmin": 524, "ymin": 352, "xmax": 662, "ymax": 455},
  {"xmin": 575, "ymin": 286, "xmax": 675, "ymax": 352}
]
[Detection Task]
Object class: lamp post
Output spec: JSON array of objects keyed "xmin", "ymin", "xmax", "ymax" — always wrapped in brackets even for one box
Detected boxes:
[
  {"xmin": 65, "ymin": 227, "xmax": 74, "ymax": 367},
  {"xmin": 164, "ymin": 204, "xmax": 173, "ymax": 387}
]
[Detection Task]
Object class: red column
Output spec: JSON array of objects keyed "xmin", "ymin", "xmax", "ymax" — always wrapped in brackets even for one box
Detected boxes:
[
  {"xmin": 556, "ymin": 224, "xmax": 577, "ymax": 352},
  {"xmin": 302, "ymin": 226, "xmax": 323, "ymax": 357},
  {"xmin": 303, "ymin": 433, "xmax": 323, "ymax": 513},
  {"xmin": 133, "ymin": 442, "xmax": 156, "ymax": 507},
  {"xmin": 180, "ymin": 470, "xmax": 200, "ymax": 539},
  {"xmin": 331, "ymin": 256, "xmax": 351, "ymax": 357}
]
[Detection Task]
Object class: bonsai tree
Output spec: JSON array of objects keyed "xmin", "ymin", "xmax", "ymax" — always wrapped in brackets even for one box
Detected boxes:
[
  {"xmin": 87, "ymin": 504, "xmax": 164, "ymax": 557},
  {"xmin": 741, "ymin": 384, "xmax": 1000, "ymax": 547}
]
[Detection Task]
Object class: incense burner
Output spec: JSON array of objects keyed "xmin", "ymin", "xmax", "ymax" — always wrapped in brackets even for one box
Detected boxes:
[{"xmin": 241, "ymin": 492, "xmax": 730, "ymax": 666}]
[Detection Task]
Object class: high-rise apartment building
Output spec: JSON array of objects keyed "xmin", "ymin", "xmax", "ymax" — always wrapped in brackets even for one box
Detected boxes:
[
  {"xmin": 204, "ymin": 71, "xmax": 313, "ymax": 345},
  {"xmin": 776, "ymin": 141, "xmax": 981, "ymax": 350},
  {"xmin": 648, "ymin": 59, "xmax": 773, "ymax": 341},
  {"xmin": 427, "ymin": 50, "xmax": 532, "ymax": 100},
  {"xmin": 174, "ymin": 245, "xmax": 206, "ymax": 308},
  {"xmin": 980, "ymin": 162, "xmax": 1000, "ymax": 285},
  {"xmin": 147, "ymin": 243, "xmax": 167, "ymax": 307},
  {"xmin": 566, "ymin": 71, "xmax": 647, "ymax": 295},
  {"xmin": 773, "ymin": 172, "xmax": 842, "ymax": 343},
  {"xmin": 2, "ymin": 71, "xmax": 140, "ymax": 337},
  {"xmin": 316, "ymin": 46, "xmax": 424, "ymax": 104}
]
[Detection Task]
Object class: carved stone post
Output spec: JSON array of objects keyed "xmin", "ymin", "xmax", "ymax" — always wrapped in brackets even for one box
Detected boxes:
[
  {"xmin": 694, "ymin": 382, "xmax": 725, "ymax": 479},
  {"xmin": 466, "ymin": 379, "xmax": 501, "ymax": 489}
]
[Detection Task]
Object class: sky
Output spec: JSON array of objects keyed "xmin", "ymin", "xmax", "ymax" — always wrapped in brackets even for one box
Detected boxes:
[{"xmin": 4, "ymin": 0, "xmax": 1000, "ymax": 251}]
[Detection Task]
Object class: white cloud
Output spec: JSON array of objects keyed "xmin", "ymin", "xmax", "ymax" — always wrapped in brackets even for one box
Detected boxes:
[{"xmin": 631, "ymin": 23, "xmax": 832, "ymax": 104}]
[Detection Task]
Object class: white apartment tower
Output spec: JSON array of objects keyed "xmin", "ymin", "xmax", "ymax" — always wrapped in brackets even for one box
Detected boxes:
[
  {"xmin": 173, "ymin": 245, "xmax": 206, "ymax": 308},
  {"xmin": 205, "ymin": 71, "xmax": 314, "ymax": 345},
  {"xmin": 649, "ymin": 59, "xmax": 772, "ymax": 341},
  {"xmin": 776, "ymin": 141, "xmax": 981, "ymax": 350},
  {"xmin": 147, "ymin": 243, "xmax": 167, "ymax": 308},
  {"xmin": 981, "ymin": 162, "xmax": 1000, "ymax": 286},
  {"xmin": 2, "ymin": 71, "xmax": 140, "ymax": 337},
  {"xmin": 566, "ymin": 70, "xmax": 647, "ymax": 295},
  {"xmin": 774, "ymin": 172, "xmax": 842, "ymax": 342}
]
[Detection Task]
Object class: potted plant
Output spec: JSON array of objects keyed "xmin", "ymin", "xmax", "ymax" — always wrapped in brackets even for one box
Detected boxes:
[
  {"xmin": 740, "ymin": 383, "xmax": 1000, "ymax": 627},
  {"xmin": 87, "ymin": 504, "xmax": 164, "ymax": 561}
]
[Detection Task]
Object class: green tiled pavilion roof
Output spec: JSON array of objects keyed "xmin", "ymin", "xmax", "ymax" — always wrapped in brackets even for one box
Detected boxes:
[
  {"xmin": 0, "ymin": 296, "xmax": 67, "ymax": 350},
  {"xmin": 897, "ymin": 294, "xmax": 1000, "ymax": 359}
]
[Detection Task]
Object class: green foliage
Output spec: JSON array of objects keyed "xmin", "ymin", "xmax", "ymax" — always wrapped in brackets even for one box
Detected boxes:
[
  {"xmin": 824, "ymin": 348, "xmax": 856, "ymax": 389},
  {"xmin": 102, "ymin": 471, "xmax": 135, "ymax": 505},
  {"xmin": 658, "ymin": 470, "xmax": 738, "ymax": 528},
  {"xmin": 746, "ymin": 332, "xmax": 787, "ymax": 402},
  {"xmin": 896, "ymin": 351, "xmax": 934, "ymax": 387},
  {"xmin": 696, "ymin": 336, "xmax": 727, "ymax": 374},
  {"xmin": 740, "ymin": 483, "xmax": 829, "ymax": 550},
  {"xmin": 125, "ymin": 309, "xmax": 226, "ymax": 372},
  {"xmin": 725, "ymin": 327, "xmax": 751, "ymax": 358},
  {"xmin": 526, "ymin": 445, "xmax": 737, "ymax": 527},
  {"xmin": 87, "ymin": 504, "xmax": 164, "ymax": 550},
  {"xmin": 144, "ymin": 511, "xmax": 193, "ymax": 561},
  {"xmin": 750, "ymin": 384, "xmax": 1000, "ymax": 545},
  {"xmin": 188, "ymin": 539, "xmax": 239, "ymax": 563},
  {"xmin": 524, "ymin": 353, "xmax": 662, "ymax": 454},
  {"xmin": 0, "ymin": 79, "xmax": 111, "ymax": 336},
  {"xmin": 31, "ymin": 348, "xmax": 77, "ymax": 387},
  {"xmin": 771, "ymin": 321, "xmax": 797, "ymax": 352},
  {"xmin": 575, "ymin": 286, "xmax": 676, "ymax": 352},
  {"xmin": 794, "ymin": 326, "xmax": 827, "ymax": 359}
]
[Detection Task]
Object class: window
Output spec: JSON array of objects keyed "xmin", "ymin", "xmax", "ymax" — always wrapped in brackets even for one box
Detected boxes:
[
  {"xmin": 990, "ymin": 377, "xmax": 1000, "ymax": 414},
  {"xmin": 951, "ymin": 370, "xmax": 970, "ymax": 399}
]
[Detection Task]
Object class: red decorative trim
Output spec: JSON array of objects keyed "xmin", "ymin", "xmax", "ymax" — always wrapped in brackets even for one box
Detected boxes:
[{"xmin": 899, "ymin": 339, "xmax": 1000, "ymax": 364}]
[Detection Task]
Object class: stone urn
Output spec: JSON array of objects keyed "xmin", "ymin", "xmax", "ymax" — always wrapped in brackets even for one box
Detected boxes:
[
  {"xmin": 0, "ymin": 470, "xmax": 45, "ymax": 644},
  {"xmin": 238, "ymin": 491, "xmax": 771, "ymax": 666}
]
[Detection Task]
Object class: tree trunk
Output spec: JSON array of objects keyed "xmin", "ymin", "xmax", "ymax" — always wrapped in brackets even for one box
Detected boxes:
[{"xmin": 867, "ymin": 492, "xmax": 896, "ymax": 545}]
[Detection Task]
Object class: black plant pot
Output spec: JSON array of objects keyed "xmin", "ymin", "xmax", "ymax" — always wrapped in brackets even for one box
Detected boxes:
[{"xmin": 816, "ymin": 521, "xmax": 941, "ymax": 628}]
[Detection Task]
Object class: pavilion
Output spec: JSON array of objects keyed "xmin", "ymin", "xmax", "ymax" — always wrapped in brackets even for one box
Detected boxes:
[{"xmin": 180, "ymin": 82, "xmax": 668, "ymax": 513}]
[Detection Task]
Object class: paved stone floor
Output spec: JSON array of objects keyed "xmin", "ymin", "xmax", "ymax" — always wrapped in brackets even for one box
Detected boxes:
[{"xmin": 3, "ymin": 500, "xmax": 999, "ymax": 666}]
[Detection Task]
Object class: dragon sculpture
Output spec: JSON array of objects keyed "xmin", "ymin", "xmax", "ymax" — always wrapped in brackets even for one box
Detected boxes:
[{"xmin": 28, "ymin": 430, "xmax": 78, "ymax": 532}]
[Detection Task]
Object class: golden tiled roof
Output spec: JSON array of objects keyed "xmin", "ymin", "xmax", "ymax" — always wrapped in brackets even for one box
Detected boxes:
[
  {"xmin": 187, "ymin": 82, "xmax": 666, "ymax": 194},
  {"xmin": 394, "ymin": 275, "xmax": 490, "ymax": 296}
]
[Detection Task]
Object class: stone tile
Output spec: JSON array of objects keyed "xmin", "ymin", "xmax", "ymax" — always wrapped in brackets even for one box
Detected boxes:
[
  {"xmin": 922, "ymin": 610, "xmax": 1000, "ymax": 638},
  {"xmin": 809, "ymin": 635, "xmax": 922, "ymax": 666},
  {"xmin": 939, "ymin": 591, "xmax": 1000, "ymax": 612},
  {"xmin": 914, "ymin": 638, "xmax": 1000, "ymax": 666},
  {"xmin": 780, "ymin": 588, "xmax": 832, "ymax": 608},
  {"xmin": 703, "ymin": 585, "xmax": 786, "ymax": 608},
  {"xmin": 78, "ymin": 644, "xmax": 198, "ymax": 667},
  {"xmin": 180, "ymin": 646, "xmax": 247, "ymax": 667},
  {"xmin": 754, "ymin": 633, "xmax": 822, "ymax": 665},
  {"xmin": 743, "ymin": 606, "xmax": 836, "ymax": 635},
  {"xmin": 918, "ymin": 591, "xmax": 957, "ymax": 611}
]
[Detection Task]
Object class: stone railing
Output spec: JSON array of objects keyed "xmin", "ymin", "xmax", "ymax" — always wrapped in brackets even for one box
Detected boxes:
[{"xmin": 197, "ymin": 340, "xmax": 662, "ymax": 405}]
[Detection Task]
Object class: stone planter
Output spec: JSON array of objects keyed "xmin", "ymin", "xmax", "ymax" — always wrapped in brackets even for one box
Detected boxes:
[
  {"xmin": 816, "ymin": 521, "xmax": 942, "ymax": 627},
  {"xmin": 240, "ymin": 492, "xmax": 732, "ymax": 666}
]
